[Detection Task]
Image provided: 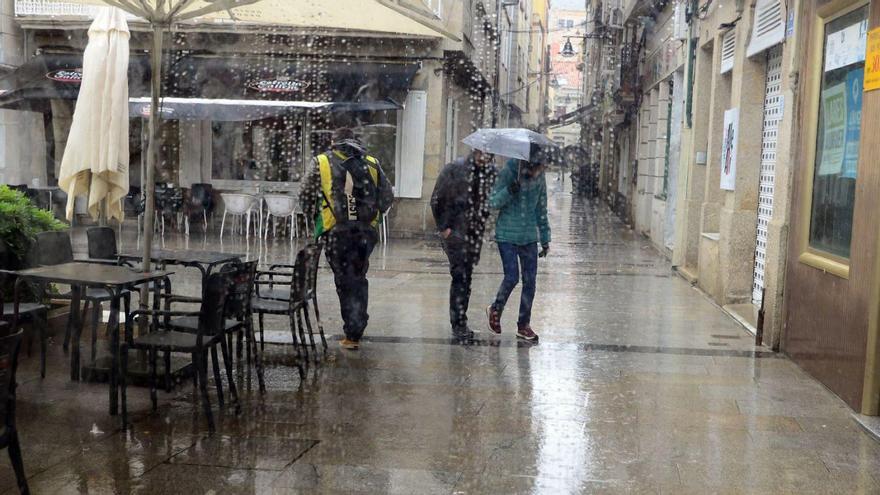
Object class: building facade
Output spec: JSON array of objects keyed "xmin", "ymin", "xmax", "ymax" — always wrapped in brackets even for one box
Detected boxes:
[
  {"xmin": 0, "ymin": 0, "xmax": 550, "ymax": 237},
  {"xmin": 585, "ymin": 0, "xmax": 880, "ymax": 415}
]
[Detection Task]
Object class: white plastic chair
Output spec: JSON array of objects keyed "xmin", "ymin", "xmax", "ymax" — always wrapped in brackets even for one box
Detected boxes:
[
  {"xmin": 220, "ymin": 193, "xmax": 259, "ymax": 239},
  {"xmin": 380, "ymin": 203, "xmax": 392, "ymax": 244},
  {"xmin": 263, "ymin": 194, "xmax": 299, "ymax": 239}
]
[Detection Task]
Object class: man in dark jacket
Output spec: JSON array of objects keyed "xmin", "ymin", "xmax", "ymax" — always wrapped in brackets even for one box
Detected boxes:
[
  {"xmin": 301, "ymin": 128, "xmax": 394, "ymax": 350},
  {"xmin": 430, "ymin": 150, "xmax": 497, "ymax": 339}
]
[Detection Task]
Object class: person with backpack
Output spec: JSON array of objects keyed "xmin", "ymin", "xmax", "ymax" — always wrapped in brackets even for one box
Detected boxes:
[
  {"xmin": 486, "ymin": 155, "xmax": 551, "ymax": 341},
  {"xmin": 301, "ymin": 128, "xmax": 394, "ymax": 350},
  {"xmin": 430, "ymin": 149, "xmax": 497, "ymax": 341}
]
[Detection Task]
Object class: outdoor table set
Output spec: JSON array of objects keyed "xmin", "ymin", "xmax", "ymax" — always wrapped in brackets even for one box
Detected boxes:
[
  {"xmin": 11, "ymin": 262, "xmax": 169, "ymax": 415},
  {"xmin": 9, "ymin": 248, "xmax": 247, "ymax": 417}
]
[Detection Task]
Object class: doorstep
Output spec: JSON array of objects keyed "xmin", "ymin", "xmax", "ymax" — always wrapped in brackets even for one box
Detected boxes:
[
  {"xmin": 853, "ymin": 414, "xmax": 880, "ymax": 443},
  {"xmin": 723, "ymin": 303, "xmax": 759, "ymax": 336}
]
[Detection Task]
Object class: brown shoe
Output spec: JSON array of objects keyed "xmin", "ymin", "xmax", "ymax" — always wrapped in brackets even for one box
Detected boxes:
[
  {"xmin": 486, "ymin": 305, "xmax": 502, "ymax": 334},
  {"xmin": 516, "ymin": 323, "xmax": 538, "ymax": 341},
  {"xmin": 340, "ymin": 338, "xmax": 360, "ymax": 350}
]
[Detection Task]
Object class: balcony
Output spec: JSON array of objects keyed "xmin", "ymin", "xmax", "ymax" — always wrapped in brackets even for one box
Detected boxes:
[{"xmin": 15, "ymin": 0, "xmax": 141, "ymax": 19}]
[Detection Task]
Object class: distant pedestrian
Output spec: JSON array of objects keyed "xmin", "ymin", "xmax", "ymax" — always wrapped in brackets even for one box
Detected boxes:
[
  {"xmin": 430, "ymin": 150, "xmax": 497, "ymax": 340},
  {"xmin": 486, "ymin": 155, "xmax": 551, "ymax": 341},
  {"xmin": 301, "ymin": 128, "xmax": 394, "ymax": 350}
]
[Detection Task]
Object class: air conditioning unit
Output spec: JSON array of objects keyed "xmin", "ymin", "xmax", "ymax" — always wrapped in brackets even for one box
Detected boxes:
[{"xmin": 673, "ymin": 2, "xmax": 688, "ymax": 40}]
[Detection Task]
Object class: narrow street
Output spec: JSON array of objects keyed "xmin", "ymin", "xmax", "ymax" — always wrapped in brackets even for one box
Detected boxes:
[{"xmin": 4, "ymin": 181, "xmax": 878, "ymax": 494}]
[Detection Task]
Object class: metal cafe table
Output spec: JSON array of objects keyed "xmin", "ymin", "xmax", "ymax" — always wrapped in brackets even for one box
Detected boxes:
[
  {"xmin": 117, "ymin": 249, "xmax": 246, "ymax": 287},
  {"xmin": 12, "ymin": 262, "xmax": 169, "ymax": 415}
]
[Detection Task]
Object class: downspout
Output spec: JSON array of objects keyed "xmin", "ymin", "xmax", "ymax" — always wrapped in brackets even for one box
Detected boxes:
[{"xmin": 685, "ymin": 0, "xmax": 698, "ymax": 128}]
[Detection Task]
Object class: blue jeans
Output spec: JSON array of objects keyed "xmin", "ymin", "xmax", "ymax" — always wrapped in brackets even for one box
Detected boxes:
[{"xmin": 492, "ymin": 242, "xmax": 538, "ymax": 325}]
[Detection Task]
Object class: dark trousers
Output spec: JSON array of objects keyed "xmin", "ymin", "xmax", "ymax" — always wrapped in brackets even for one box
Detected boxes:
[
  {"xmin": 324, "ymin": 227, "xmax": 377, "ymax": 341},
  {"xmin": 443, "ymin": 239, "xmax": 475, "ymax": 333},
  {"xmin": 492, "ymin": 242, "xmax": 538, "ymax": 325}
]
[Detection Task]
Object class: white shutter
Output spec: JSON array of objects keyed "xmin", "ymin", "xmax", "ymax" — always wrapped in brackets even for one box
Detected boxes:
[
  {"xmin": 747, "ymin": 0, "xmax": 785, "ymax": 58},
  {"xmin": 752, "ymin": 47, "xmax": 783, "ymax": 306},
  {"xmin": 720, "ymin": 29, "xmax": 736, "ymax": 74},
  {"xmin": 395, "ymin": 90, "xmax": 427, "ymax": 198},
  {"xmin": 673, "ymin": 2, "xmax": 688, "ymax": 41}
]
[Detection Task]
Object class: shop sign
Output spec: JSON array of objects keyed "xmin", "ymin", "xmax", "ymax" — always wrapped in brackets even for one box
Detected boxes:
[
  {"xmin": 139, "ymin": 105, "xmax": 175, "ymax": 118},
  {"xmin": 720, "ymin": 108, "xmax": 739, "ymax": 191},
  {"xmin": 247, "ymin": 79, "xmax": 310, "ymax": 94},
  {"xmin": 46, "ymin": 68, "xmax": 83, "ymax": 84},
  {"xmin": 865, "ymin": 27, "xmax": 880, "ymax": 92}
]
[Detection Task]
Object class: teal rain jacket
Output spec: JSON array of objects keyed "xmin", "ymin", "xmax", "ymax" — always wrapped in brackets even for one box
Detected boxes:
[{"xmin": 489, "ymin": 159, "xmax": 551, "ymax": 246}]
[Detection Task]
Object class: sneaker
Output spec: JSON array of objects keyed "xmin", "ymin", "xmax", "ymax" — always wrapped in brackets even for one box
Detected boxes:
[
  {"xmin": 340, "ymin": 338, "xmax": 360, "ymax": 350},
  {"xmin": 486, "ymin": 305, "xmax": 502, "ymax": 334},
  {"xmin": 516, "ymin": 323, "xmax": 538, "ymax": 341},
  {"xmin": 452, "ymin": 327, "xmax": 476, "ymax": 340}
]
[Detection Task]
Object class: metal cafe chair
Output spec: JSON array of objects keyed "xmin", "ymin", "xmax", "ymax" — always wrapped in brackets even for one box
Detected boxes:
[
  {"xmin": 184, "ymin": 183, "xmax": 215, "ymax": 236},
  {"xmin": 252, "ymin": 247, "xmax": 317, "ymax": 366},
  {"xmin": 219, "ymin": 193, "xmax": 259, "ymax": 240},
  {"xmin": 0, "ymin": 273, "xmax": 49, "ymax": 379},
  {"xmin": 155, "ymin": 184, "xmax": 184, "ymax": 235},
  {"xmin": 27, "ymin": 231, "xmax": 132, "ymax": 369},
  {"xmin": 121, "ymin": 272, "xmax": 235, "ymax": 433},
  {"xmin": 253, "ymin": 244, "xmax": 326, "ymax": 356},
  {"xmin": 0, "ymin": 325, "xmax": 28, "ymax": 494},
  {"xmin": 164, "ymin": 260, "xmax": 266, "ymax": 395}
]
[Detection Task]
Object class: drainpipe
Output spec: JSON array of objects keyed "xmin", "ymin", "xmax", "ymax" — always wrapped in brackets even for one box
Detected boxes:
[{"xmin": 685, "ymin": 0, "xmax": 698, "ymax": 128}]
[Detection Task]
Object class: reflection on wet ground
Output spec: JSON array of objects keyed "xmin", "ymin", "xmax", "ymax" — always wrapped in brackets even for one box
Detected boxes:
[{"xmin": 8, "ymin": 182, "xmax": 880, "ymax": 494}]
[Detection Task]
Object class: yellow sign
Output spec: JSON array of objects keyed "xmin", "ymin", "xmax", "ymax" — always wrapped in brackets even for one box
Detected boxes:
[{"xmin": 866, "ymin": 27, "xmax": 880, "ymax": 92}]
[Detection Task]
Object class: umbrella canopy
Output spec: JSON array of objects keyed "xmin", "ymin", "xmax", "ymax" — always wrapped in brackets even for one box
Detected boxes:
[
  {"xmin": 61, "ymin": 0, "xmax": 455, "ymax": 39},
  {"xmin": 462, "ymin": 128, "xmax": 559, "ymax": 162},
  {"xmin": 58, "ymin": 6, "xmax": 130, "ymax": 222}
]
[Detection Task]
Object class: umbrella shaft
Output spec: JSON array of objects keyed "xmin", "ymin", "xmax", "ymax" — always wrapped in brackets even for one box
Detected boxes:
[{"xmin": 141, "ymin": 26, "xmax": 163, "ymax": 289}]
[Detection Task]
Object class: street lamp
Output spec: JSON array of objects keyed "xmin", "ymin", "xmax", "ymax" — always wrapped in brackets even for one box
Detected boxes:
[
  {"xmin": 561, "ymin": 38, "xmax": 577, "ymax": 57},
  {"xmin": 560, "ymin": 32, "xmax": 611, "ymax": 58}
]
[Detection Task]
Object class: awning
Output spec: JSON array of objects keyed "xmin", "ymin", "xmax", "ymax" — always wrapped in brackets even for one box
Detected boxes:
[{"xmin": 0, "ymin": 53, "xmax": 418, "ymax": 119}]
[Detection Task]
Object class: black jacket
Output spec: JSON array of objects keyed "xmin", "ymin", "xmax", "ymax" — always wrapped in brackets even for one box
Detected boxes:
[{"xmin": 430, "ymin": 155, "xmax": 497, "ymax": 262}]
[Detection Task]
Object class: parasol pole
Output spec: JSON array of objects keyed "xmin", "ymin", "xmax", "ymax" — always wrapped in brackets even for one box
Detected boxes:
[{"xmin": 141, "ymin": 23, "xmax": 163, "ymax": 279}]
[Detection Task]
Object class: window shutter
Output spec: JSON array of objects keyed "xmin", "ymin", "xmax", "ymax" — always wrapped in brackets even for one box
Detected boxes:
[
  {"xmin": 394, "ymin": 91, "xmax": 427, "ymax": 198},
  {"xmin": 746, "ymin": 0, "xmax": 785, "ymax": 58},
  {"xmin": 720, "ymin": 29, "xmax": 736, "ymax": 74}
]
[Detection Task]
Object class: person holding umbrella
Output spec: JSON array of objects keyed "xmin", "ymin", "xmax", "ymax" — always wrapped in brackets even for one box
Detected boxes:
[
  {"xmin": 430, "ymin": 149, "xmax": 497, "ymax": 341},
  {"xmin": 485, "ymin": 148, "xmax": 552, "ymax": 341}
]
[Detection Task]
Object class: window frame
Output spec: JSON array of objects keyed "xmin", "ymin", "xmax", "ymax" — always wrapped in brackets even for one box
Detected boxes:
[{"xmin": 796, "ymin": 0, "xmax": 869, "ymax": 279}]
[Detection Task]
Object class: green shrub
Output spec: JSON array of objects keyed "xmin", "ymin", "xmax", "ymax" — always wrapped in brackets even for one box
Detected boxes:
[{"xmin": 0, "ymin": 185, "xmax": 67, "ymax": 270}]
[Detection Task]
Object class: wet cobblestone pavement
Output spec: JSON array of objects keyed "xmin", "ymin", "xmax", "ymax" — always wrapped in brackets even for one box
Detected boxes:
[{"xmin": 7, "ymin": 181, "xmax": 880, "ymax": 494}]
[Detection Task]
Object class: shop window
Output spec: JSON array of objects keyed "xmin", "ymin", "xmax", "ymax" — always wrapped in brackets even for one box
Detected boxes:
[
  {"xmin": 807, "ymin": 5, "xmax": 868, "ymax": 259},
  {"xmin": 211, "ymin": 117, "xmax": 303, "ymax": 182}
]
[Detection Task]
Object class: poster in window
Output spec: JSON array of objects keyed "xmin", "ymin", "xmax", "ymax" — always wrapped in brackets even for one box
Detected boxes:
[
  {"xmin": 719, "ymin": 108, "xmax": 739, "ymax": 191},
  {"xmin": 842, "ymin": 68, "xmax": 863, "ymax": 179},
  {"xmin": 817, "ymin": 82, "xmax": 846, "ymax": 176},
  {"xmin": 824, "ymin": 19, "xmax": 867, "ymax": 72}
]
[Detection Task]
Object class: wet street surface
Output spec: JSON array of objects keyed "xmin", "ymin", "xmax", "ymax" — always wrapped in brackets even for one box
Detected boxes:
[{"xmin": 7, "ymin": 181, "xmax": 880, "ymax": 494}]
